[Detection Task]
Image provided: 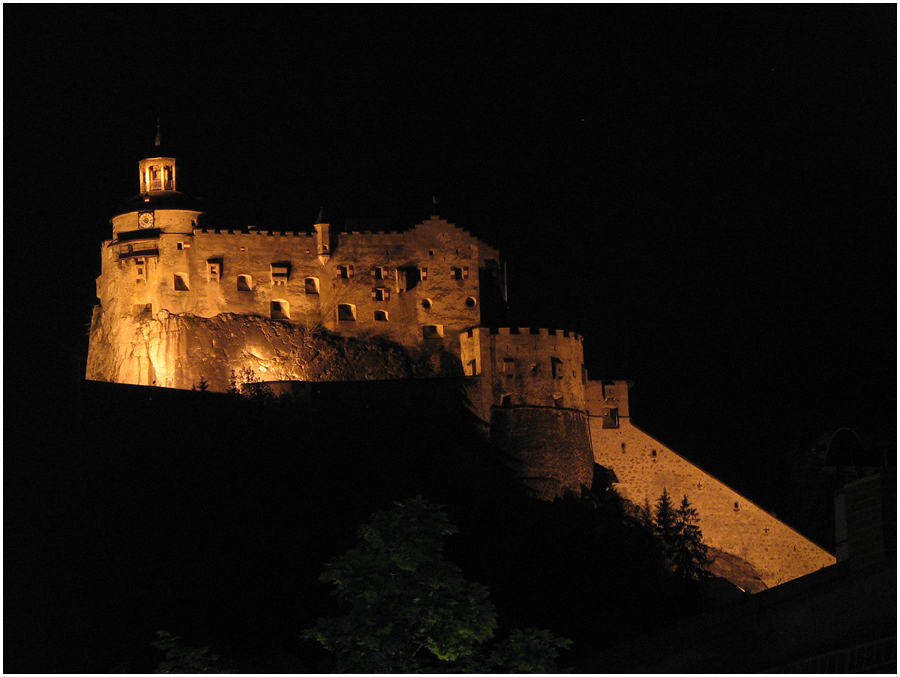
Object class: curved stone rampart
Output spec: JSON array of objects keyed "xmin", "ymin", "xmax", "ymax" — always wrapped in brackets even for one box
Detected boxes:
[{"xmin": 490, "ymin": 406, "xmax": 594, "ymax": 500}]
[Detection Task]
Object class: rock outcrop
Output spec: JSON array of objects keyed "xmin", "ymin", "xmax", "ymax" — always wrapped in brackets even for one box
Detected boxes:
[{"xmin": 86, "ymin": 307, "xmax": 434, "ymax": 392}]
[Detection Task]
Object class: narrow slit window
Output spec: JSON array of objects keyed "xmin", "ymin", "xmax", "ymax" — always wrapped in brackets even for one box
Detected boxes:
[{"xmin": 551, "ymin": 357, "xmax": 563, "ymax": 380}]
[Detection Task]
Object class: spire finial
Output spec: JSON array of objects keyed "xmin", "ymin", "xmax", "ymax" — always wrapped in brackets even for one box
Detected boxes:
[
  {"xmin": 154, "ymin": 120, "xmax": 161, "ymax": 147},
  {"xmin": 317, "ymin": 206, "xmax": 325, "ymax": 224},
  {"xmin": 432, "ymin": 195, "xmax": 438, "ymax": 216}
]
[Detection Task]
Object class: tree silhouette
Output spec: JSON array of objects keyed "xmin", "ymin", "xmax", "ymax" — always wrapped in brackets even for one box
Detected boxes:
[
  {"xmin": 672, "ymin": 495, "xmax": 711, "ymax": 582},
  {"xmin": 303, "ymin": 497, "xmax": 570, "ymax": 673}
]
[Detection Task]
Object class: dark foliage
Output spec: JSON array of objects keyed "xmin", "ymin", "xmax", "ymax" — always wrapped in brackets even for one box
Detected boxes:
[{"xmin": 7, "ymin": 379, "xmax": 705, "ymax": 672}]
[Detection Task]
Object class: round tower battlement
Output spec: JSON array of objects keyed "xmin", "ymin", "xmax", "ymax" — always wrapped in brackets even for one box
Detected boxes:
[{"xmin": 459, "ymin": 326, "xmax": 586, "ymax": 411}]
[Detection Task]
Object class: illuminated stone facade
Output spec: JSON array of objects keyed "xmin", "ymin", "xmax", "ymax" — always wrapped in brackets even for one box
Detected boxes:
[{"xmin": 87, "ymin": 145, "xmax": 835, "ymax": 589}]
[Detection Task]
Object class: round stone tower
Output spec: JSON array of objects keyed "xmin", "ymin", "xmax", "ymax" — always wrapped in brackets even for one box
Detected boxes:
[{"xmin": 459, "ymin": 327, "xmax": 594, "ymax": 499}]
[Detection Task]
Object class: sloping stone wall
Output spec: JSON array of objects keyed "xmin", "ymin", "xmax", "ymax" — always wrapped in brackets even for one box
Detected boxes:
[{"xmin": 590, "ymin": 416, "xmax": 836, "ymax": 588}]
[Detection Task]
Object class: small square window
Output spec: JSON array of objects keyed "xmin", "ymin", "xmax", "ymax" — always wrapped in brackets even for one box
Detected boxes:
[
  {"xmin": 374, "ymin": 310, "xmax": 388, "ymax": 322},
  {"xmin": 338, "ymin": 304, "xmax": 356, "ymax": 321}
]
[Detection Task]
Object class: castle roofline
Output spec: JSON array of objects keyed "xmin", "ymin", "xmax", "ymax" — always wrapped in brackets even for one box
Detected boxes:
[{"xmin": 112, "ymin": 191, "xmax": 204, "ymax": 218}]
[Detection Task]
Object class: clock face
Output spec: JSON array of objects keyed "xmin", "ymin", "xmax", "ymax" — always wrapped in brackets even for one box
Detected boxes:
[{"xmin": 138, "ymin": 211, "xmax": 155, "ymax": 229}]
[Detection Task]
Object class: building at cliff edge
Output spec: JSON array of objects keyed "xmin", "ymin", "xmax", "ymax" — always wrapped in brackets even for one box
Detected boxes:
[{"xmin": 87, "ymin": 139, "xmax": 836, "ymax": 591}]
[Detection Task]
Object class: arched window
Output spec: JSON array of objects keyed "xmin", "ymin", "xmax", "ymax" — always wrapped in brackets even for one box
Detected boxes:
[
  {"xmin": 271, "ymin": 300, "xmax": 290, "ymax": 320},
  {"xmin": 237, "ymin": 275, "xmax": 252, "ymax": 291},
  {"xmin": 337, "ymin": 304, "xmax": 356, "ymax": 321},
  {"xmin": 304, "ymin": 277, "xmax": 319, "ymax": 294}
]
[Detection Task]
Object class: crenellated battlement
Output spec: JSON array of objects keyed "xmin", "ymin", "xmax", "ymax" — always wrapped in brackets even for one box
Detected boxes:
[{"xmin": 478, "ymin": 327, "xmax": 583, "ymax": 341}]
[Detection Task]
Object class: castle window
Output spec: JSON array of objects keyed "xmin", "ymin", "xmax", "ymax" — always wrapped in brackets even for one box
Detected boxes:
[
  {"xmin": 304, "ymin": 277, "xmax": 319, "ymax": 295},
  {"xmin": 207, "ymin": 260, "xmax": 222, "ymax": 282},
  {"xmin": 421, "ymin": 298, "xmax": 433, "ymax": 310},
  {"xmin": 419, "ymin": 267, "xmax": 428, "ymax": 281},
  {"xmin": 428, "ymin": 249, "xmax": 435, "ymax": 257},
  {"xmin": 339, "ymin": 264, "xmax": 354, "ymax": 279},
  {"xmin": 651, "ymin": 449, "xmax": 657, "ymax": 457},
  {"xmin": 500, "ymin": 394, "xmax": 512, "ymax": 407},
  {"xmin": 150, "ymin": 166, "xmax": 161, "ymax": 191},
  {"xmin": 602, "ymin": 407, "xmax": 619, "ymax": 429},
  {"xmin": 734, "ymin": 502, "xmax": 740, "ymax": 511},
  {"xmin": 337, "ymin": 303, "xmax": 356, "ymax": 321},
  {"xmin": 135, "ymin": 258, "xmax": 146, "ymax": 281},
  {"xmin": 451, "ymin": 267, "xmax": 463, "ymax": 280},
  {"xmin": 174, "ymin": 274, "xmax": 189, "ymax": 291},
  {"xmin": 465, "ymin": 296, "xmax": 477, "ymax": 308},
  {"xmin": 237, "ymin": 274, "xmax": 252, "ymax": 291},
  {"xmin": 372, "ymin": 288, "xmax": 390, "ymax": 302},
  {"xmin": 374, "ymin": 310, "xmax": 388, "ymax": 322},
  {"xmin": 551, "ymin": 357, "xmax": 563, "ymax": 380},
  {"xmin": 271, "ymin": 300, "xmax": 289, "ymax": 320},
  {"xmin": 271, "ymin": 262, "xmax": 290, "ymax": 285},
  {"xmin": 164, "ymin": 165, "xmax": 174, "ymax": 190},
  {"xmin": 502, "ymin": 357, "xmax": 516, "ymax": 374},
  {"xmin": 554, "ymin": 396, "xmax": 564, "ymax": 408},
  {"xmin": 422, "ymin": 324, "xmax": 443, "ymax": 339},
  {"xmin": 372, "ymin": 266, "xmax": 386, "ymax": 280},
  {"xmin": 466, "ymin": 359, "xmax": 477, "ymax": 376},
  {"xmin": 177, "ymin": 242, "xmax": 184, "ymax": 251}
]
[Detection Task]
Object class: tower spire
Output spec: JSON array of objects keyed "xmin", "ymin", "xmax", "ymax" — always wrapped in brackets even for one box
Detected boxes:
[{"xmin": 154, "ymin": 120, "xmax": 161, "ymax": 147}]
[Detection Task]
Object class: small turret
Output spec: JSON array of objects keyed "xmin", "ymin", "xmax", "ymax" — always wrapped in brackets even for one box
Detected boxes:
[{"xmin": 314, "ymin": 207, "xmax": 332, "ymax": 264}]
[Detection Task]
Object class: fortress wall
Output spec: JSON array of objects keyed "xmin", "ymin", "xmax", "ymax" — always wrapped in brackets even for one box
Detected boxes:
[
  {"xmin": 589, "ymin": 415, "xmax": 836, "ymax": 588},
  {"xmin": 97, "ymin": 217, "xmax": 501, "ymax": 359},
  {"xmin": 491, "ymin": 407, "xmax": 594, "ymax": 500}
]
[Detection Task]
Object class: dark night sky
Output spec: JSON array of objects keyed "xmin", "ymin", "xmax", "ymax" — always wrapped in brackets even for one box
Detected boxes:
[{"xmin": 6, "ymin": 6, "xmax": 896, "ymax": 508}]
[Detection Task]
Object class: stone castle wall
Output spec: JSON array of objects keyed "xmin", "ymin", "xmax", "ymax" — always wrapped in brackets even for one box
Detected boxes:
[
  {"xmin": 94, "ymin": 216, "xmax": 502, "ymax": 378},
  {"xmin": 491, "ymin": 407, "xmax": 594, "ymax": 500},
  {"xmin": 588, "ymin": 386, "xmax": 836, "ymax": 588}
]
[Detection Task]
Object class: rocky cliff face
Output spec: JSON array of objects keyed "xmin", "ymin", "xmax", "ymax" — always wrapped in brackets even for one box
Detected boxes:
[{"xmin": 86, "ymin": 307, "xmax": 443, "ymax": 392}]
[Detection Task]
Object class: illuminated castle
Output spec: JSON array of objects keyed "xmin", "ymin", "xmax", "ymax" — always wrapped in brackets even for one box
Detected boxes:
[{"xmin": 87, "ymin": 139, "xmax": 835, "ymax": 590}]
